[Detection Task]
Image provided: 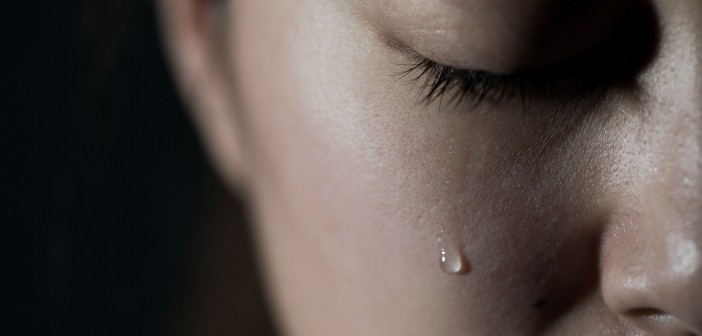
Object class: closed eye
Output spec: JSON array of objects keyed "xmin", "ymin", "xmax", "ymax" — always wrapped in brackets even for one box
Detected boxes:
[{"xmin": 395, "ymin": 3, "xmax": 659, "ymax": 110}]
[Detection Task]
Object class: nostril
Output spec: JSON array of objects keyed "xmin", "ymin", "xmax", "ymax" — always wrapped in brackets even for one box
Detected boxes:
[{"xmin": 625, "ymin": 308, "xmax": 699, "ymax": 336}]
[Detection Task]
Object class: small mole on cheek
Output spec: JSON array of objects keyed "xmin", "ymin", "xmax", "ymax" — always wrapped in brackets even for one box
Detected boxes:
[{"xmin": 532, "ymin": 298, "xmax": 547, "ymax": 310}]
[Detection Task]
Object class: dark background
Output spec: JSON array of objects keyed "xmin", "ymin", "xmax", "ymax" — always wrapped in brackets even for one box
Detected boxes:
[{"xmin": 6, "ymin": 1, "xmax": 276, "ymax": 335}]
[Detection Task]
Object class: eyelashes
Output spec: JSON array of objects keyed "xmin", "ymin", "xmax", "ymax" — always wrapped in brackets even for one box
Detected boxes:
[
  {"xmin": 399, "ymin": 55, "xmax": 527, "ymax": 107},
  {"xmin": 397, "ymin": 52, "xmax": 610, "ymax": 109}
]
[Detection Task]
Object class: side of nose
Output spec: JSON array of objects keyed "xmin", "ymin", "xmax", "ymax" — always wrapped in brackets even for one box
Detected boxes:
[{"xmin": 600, "ymin": 1, "xmax": 702, "ymax": 334}]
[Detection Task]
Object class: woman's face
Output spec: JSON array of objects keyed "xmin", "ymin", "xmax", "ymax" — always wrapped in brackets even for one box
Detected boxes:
[{"xmin": 160, "ymin": 0, "xmax": 702, "ymax": 335}]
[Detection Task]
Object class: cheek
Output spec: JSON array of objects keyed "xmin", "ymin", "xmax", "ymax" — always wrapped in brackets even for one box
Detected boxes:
[{"xmin": 233, "ymin": 1, "xmax": 625, "ymax": 334}]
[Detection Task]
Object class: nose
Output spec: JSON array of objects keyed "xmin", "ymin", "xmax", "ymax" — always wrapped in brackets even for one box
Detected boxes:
[
  {"xmin": 602, "ymin": 208, "xmax": 702, "ymax": 335},
  {"xmin": 600, "ymin": 1, "xmax": 702, "ymax": 333}
]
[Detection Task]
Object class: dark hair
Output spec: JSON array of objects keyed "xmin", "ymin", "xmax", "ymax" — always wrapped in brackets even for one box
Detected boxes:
[{"xmin": 84, "ymin": 0, "xmax": 136, "ymax": 95}]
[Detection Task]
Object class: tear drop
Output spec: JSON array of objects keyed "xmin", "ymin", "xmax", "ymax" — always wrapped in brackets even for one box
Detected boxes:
[{"xmin": 438, "ymin": 237, "xmax": 469, "ymax": 274}]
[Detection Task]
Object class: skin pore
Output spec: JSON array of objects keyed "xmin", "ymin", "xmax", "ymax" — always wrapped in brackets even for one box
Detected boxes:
[{"xmin": 158, "ymin": 0, "xmax": 702, "ymax": 335}]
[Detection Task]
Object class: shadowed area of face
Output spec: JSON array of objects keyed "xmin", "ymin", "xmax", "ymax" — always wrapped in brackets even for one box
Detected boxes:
[{"xmin": 357, "ymin": 0, "xmax": 634, "ymax": 73}]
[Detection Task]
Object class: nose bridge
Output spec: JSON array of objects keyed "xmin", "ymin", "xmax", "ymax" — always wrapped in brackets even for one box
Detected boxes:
[
  {"xmin": 646, "ymin": 0, "xmax": 702, "ymax": 246},
  {"xmin": 653, "ymin": 101, "xmax": 702, "ymax": 233},
  {"xmin": 639, "ymin": 0, "xmax": 702, "ymax": 235}
]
